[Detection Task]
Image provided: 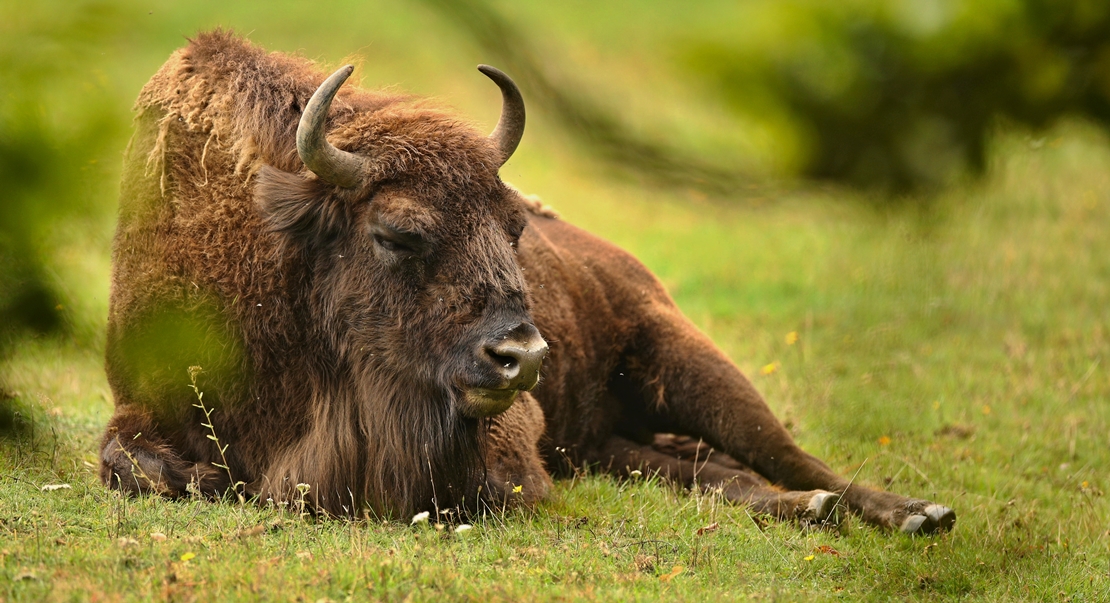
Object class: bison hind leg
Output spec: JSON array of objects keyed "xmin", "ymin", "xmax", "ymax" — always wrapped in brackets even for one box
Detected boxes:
[
  {"xmin": 651, "ymin": 433, "xmax": 841, "ymax": 525},
  {"xmin": 100, "ymin": 425, "xmax": 227, "ymax": 498},
  {"xmin": 594, "ymin": 434, "xmax": 842, "ymax": 526}
]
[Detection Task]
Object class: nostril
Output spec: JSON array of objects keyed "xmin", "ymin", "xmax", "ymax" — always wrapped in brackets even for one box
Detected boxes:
[
  {"xmin": 488, "ymin": 350, "xmax": 519, "ymax": 371},
  {"xmin": 481, "ymin": 325, "xmax": 547, "ymax": 390}
]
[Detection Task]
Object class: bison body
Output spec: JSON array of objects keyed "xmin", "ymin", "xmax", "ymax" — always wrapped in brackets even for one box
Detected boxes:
[{"xmin": 101, "ymin": 32, "xmax": 953, "ymax": 534}]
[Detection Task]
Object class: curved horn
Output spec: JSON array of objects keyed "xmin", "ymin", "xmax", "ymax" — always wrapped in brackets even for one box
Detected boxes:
[
  {"xmin": 478, "ymin": 65, "xmax": 525, "ymax": 166},
  {"xmin": 297, "ymin": 65, "xmax": 363, "ymax": 188}
]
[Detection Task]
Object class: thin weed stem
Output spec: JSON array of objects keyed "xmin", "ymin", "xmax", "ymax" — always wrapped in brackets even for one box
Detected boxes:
[{"xmin": 188, "ymin": 365, "xmax": 245, "ymax": 504}]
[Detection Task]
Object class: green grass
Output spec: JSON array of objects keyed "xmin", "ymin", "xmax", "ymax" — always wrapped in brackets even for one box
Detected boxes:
[{"xmin": 3, "ymin": 1, "xmax": 1110, "ymax": 601}]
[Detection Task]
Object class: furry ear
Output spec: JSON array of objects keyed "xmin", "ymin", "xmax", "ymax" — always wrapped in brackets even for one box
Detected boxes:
[{"xmin": 255, "ymin": 165, "xmax": 352, "ymax": 244}]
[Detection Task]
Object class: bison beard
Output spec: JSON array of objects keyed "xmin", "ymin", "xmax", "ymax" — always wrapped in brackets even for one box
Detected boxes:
[{"xmin": 100, "ymin": 31, "xmax": 954, "ymax": 534}]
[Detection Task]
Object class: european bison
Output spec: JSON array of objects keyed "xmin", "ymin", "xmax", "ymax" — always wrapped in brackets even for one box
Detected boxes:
[{"xmin": 100, "ymin": 31, "xmax": 954, "ymax": 534}]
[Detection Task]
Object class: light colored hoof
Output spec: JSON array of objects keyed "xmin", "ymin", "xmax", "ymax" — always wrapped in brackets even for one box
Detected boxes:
[
  {"xmin": 900, "ymin": 504, "xmax": 956, "ymax": 535},
  {"xmin": 804, "ymin": 491, "xmax": 840, "ymax": 525},
  {"xmin": 925, "ymin": 504, "xmax": 956, "ymax": 532}
]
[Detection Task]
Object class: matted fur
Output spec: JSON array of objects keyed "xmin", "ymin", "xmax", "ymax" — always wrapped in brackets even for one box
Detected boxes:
[{"xmin": 102, "ymin": 31, "xmax": 953, "ymax": 533}]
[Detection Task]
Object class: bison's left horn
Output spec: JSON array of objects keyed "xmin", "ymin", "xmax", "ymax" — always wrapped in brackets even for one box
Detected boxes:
[
  {"xmin": 478, "ymin": 65, "xmax": 525, "ymax": 166},
  {"xmin": 297, "ymin": 65, "xmax": 363, "ymax": 188}
]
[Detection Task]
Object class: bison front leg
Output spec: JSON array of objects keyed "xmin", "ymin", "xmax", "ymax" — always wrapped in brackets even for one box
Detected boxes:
[
  {"xmin": 100, "ymin": 407, "xmax": 228, "ymax": 498},
  {"xmin": 481, "ymin": 393, "xmax": 553, "ymax": 508},
  {"xmin": 619, "ymin": 306, "xmax": 955, "ymax": 534}
]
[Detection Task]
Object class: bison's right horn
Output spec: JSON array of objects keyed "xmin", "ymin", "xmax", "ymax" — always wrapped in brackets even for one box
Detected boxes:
[
  {"xmin": 478, "ymin": 65, "xmax": 525, "ymax": 166},
  {"xmin": 297, "ymin": 65, "xmax": 363, "ymax": 188}
]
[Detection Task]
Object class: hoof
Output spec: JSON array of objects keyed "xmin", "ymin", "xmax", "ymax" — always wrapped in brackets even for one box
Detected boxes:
[
  {"xmin": 925, "ymin": 504, "xmax": 957, "ymax": 532},
  {"xmin": 803, "ymin": 491, "xmax": 840, "ymax": 526},
  {"xmin": 900, "ymin": 504, "xmax": 956, "ymax": 535}
]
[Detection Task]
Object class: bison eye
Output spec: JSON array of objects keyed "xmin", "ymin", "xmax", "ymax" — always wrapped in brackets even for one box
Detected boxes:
[
  {"xmin": 371, "ymin": 226, "xmax": 424, "ymax": 257},
  {"xmin": 373, "ymin": 233, "xmax": 417, "ymax": 254}
]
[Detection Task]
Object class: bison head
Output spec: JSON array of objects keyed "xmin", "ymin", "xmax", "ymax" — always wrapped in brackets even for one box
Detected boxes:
[{"xmin": 255, "ymin": 65, "xmax": 547, "ymax": 419}]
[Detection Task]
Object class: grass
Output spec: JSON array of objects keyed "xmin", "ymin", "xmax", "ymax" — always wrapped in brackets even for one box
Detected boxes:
[{"xmin": 3, "ymin": 1, "xmax": 1110, "ymax": 601}]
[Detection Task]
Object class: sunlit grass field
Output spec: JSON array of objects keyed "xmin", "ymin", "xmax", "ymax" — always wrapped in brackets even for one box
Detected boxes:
[{"xmin": 3, "ymin": 2, "xmax": 1109, "ymax": 601}]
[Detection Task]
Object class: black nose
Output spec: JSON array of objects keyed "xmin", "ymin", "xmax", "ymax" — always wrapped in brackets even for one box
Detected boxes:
[{"xmin": 483, "ymin": 323, "xmax": 548, "ymax": 391}]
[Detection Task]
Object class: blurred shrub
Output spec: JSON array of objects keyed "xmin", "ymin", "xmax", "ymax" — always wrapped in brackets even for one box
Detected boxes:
[
  {"xmin": 0, "ymin": 2, "xmax": 131, "ymax": 359},
  {"xmin": 683, "ymin": 0, "xmax": 1110, "ymax": 190}
]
